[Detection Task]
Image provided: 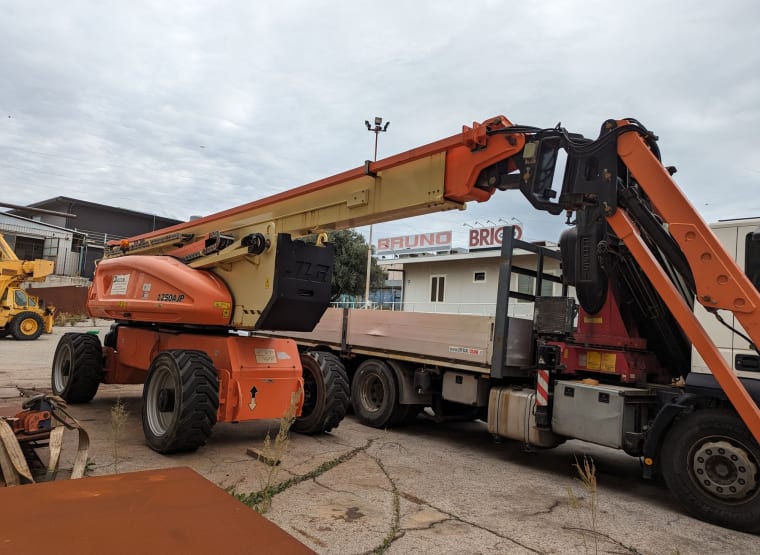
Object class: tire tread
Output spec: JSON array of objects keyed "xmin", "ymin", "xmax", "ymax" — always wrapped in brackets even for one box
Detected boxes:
[
  {"xmin": 52, "ymin": 333, "xmax": 103, "ymax": 403},
  {"xmin": 293, "ymin": 351, "xmax": 349, "ymax": 434},
  {"xmin": 144, "ymin": 350, "xmax": 219, "ymax": 453}
]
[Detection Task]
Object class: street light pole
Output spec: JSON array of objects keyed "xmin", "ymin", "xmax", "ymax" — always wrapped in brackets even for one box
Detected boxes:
[{"xmin": 363, "ymin": 116, "xmax": 390, "ymax": 308}]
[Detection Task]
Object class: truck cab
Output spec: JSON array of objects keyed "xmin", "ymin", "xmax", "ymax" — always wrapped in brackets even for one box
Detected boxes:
[{"xmin": 693, "ymin": 218, "xmax": 760, "ymax": 379}]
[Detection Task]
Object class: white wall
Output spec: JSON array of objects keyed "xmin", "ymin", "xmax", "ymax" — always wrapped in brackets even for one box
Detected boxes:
[{"xmin": 398, "ymin": 252, "xmax": 562, "ymax": 316}]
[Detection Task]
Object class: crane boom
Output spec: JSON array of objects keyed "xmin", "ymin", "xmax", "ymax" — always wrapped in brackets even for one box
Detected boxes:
[
  {"xmin": 90, "ymin": 116, "xmax": 526, "ymax": 330},
  {"xmin": 104, "ymin": 116, "xmax": 525, "ymax": 259}
]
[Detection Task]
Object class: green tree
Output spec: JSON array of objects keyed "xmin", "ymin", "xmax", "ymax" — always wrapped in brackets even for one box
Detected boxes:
[{"xmin": 305, "ymin": 230, "xmax": 385, "ymax": 301}]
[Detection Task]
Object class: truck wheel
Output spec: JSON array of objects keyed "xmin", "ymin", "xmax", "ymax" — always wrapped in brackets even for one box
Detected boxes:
[
  {"xmin": 10, "ymin": 311, "xmax": 44, "ymax": 340},
  {"xmin": 293, "ymin": 351, "xmax": 349, "ymax": 434},
  {"xmin": 142, "ymin": 350, "xmax": 219, "ymax": 454},
  {"xmin": 51, "ymin": 333, "xmax": 103, "ymax": 403},
  {"xmin": 661, "ymin": 408, "xmax": 760, "ymax": 533},
  {"xmin": 351, "ymin": 359, "xmax": 408, "ymax": 428}
]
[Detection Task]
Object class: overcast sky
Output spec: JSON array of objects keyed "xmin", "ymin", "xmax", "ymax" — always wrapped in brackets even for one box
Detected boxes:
[{"xmin": 2, "ymin": 1, "xmax": 759, "ymax": 248}]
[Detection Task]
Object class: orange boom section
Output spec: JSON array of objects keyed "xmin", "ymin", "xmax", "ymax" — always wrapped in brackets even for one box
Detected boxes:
[{"xmin": 88, "ymin": 255, "xmax": 233, "ymax": 326}]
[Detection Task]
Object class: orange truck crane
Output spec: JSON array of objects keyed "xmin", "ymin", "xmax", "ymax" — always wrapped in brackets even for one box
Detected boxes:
[{"xmin": 52, "ymin": 116, "xmax": 760, "ymax": 532}]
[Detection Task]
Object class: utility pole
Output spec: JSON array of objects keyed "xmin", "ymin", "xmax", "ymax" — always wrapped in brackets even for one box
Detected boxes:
[{"xmin": 363, "ymin": 116, "xmax": 390, "ymax": 307}]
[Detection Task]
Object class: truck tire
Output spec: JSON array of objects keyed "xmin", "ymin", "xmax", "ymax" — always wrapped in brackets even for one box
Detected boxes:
[
  {"xmin": 351, "ymin": 358, "xmax": 408, "ymax": 428},
  {"xmin": 293, "ymin": 351, "xmax": 349, "ymax": 434},
  {"xmin": 661, "ymin": 408, "xmax": 760, "ymax": 533},
  {"xmin": 51, "ymin": 333, "xmax": 103, "ymax": 403},
  {"xmin": 9, "ymin": 311, "xmax": 44, "ymax": 340},
  {"xmin": 142, "ymin": 350, "xmax": 219, "ymax": 454}
]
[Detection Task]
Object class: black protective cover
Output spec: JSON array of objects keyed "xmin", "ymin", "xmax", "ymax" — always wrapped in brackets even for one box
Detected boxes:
[{"xmin": 256, "ymin": 234, "xmax": 335, "ymax": 331}]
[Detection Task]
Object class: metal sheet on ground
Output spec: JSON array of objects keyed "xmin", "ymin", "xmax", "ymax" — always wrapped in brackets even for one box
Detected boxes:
[{"xmin": 0, "ymin": 466, "xmax": 315, "ymax": 554}]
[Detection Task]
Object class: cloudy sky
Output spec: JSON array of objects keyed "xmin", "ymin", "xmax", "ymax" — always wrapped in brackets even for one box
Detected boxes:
[{"xmin": 2, "ymin": 1, "xmax": 759, "ymax": 248}]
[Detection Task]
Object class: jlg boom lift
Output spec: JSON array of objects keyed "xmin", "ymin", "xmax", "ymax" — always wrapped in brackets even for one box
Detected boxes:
[{"xmin": 52, "ymin": 115, "xmax": 760, "ymax": 532}]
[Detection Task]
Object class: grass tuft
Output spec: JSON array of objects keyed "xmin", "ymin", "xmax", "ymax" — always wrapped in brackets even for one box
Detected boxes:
[
  {"xmin": 566, "ymin": 455, "xmax": 598, "ymax": 555},
  {"xmin": 110, "ymin": 398, "xmax": 129, "ymax": 474}
]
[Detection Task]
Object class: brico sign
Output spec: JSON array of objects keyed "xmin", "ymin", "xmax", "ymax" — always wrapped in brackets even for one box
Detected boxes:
[
  {"xmin": 469, "ymin": 225, "xmax": 522, "ymax": 250},
  {"xmin": 377, "ymin": 231, "xmax": 452, "ymax": 255}
]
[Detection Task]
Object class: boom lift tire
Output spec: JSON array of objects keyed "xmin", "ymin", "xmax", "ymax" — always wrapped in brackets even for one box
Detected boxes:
[
  {"xmin": 351, "ymin": 358, "xmax": 409, "ymax": 429},
  {"xmin": 9, "ymin": 311, "xmax": 44, "ymax": 340},
  {"xmin": 292, "ymin": 351, "xmax": 349, "ymax": 434},
  {"xmin": 51, "ymin": 333, "xmax": 103, "ymax": 403},
  {"xmin": 142, "ymin": 350, "xmax": 219, "ymax": 454},
  {"xmin": 661, "ymin": 408, "xmax": 760, "ymax": 533}
]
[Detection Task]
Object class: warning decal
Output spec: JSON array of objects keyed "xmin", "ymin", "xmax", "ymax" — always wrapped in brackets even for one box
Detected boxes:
[
  {"xmin": 254, "ymin": 348, "xmax": 277, "ymax": 364},
  {"xmin": 110, "ymin": 274, "xmax": 130, "ymax": 295}
]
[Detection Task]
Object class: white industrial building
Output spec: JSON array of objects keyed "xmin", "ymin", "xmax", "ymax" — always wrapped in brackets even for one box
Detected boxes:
[{"xmin": 376, "ymin": 225, "xmax": 562, "ymax": 317}]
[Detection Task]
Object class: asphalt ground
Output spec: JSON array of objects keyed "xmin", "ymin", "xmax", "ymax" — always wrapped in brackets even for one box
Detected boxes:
[{"xmin": 1, "ymin": 323, "xmax": 758, "ymax": 554}]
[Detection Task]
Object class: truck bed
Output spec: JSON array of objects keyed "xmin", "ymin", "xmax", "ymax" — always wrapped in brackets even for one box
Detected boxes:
[{"xmin": 258, "ymin": 307, "xmax": 533, "ymax": 373}]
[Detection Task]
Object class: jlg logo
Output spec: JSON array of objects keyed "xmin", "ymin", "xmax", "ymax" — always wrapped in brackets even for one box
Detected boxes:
[{"xmin": 294, "ymin": 261, "xmax": 330, "ymax": 282}]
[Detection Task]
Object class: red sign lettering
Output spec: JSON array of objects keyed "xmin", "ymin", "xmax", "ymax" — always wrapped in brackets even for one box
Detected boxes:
[
  {"xmin": 377, "ymin": 231, "xmax": 452, "ymax": 253},
  {"xmin": 468, "ymin": 225, "xmax": 522, "ymax": 249}
]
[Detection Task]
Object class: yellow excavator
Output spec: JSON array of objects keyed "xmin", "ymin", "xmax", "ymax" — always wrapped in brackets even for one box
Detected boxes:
[{"xmin": 0, "ymin": 233, "xmax": 55, "ymax": 340}]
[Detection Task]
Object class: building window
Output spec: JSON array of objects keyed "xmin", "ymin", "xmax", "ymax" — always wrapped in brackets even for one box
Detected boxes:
[
  {"xmin": 746, "ymin": 231, "xmax": 760, "ymax": 291},
  {"xmin": 516, "ymin": 274, "xmax": 555, "ymax": 302},
  {"xmin": 43, "ymin": 237, "xmax": 59, "ymax": 260},
  {"xmin": 540, "ymin": 278, "xmax": 554, "ymax": 296},
  {"xmin": 14, "ymin": 236, "xmax": 44, "ymax": 260},
  {"xmin": 517, "ymin": 273, "xmax": 532, "ymax": 302},
  {"xmin": 473, "ymin": 271, "xmax": 486, "ymax": 283},
  {"xmin": 430, "ymin": 275, "xmax": 445, "ymax": 303}
]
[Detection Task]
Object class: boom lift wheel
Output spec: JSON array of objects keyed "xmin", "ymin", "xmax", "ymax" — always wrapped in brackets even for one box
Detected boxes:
[
  {"xmin": 292, "ymin": 351, "xmax": 349, "ymax": 434},
  {"xmin": 351, "ymin": 359, "xmax": 409, "ymax": 428},
  {"xmin": 10, "ymin": 311, "xmax": 44, "ymax": 340},
  {"xmin": 661, "ymin": 408, "xmax": 760, "ymax": 533},
  {"xmin": 142, "ymin": 350, "xmax": 219, "ymax": 453},
  {"xmin": 51, "ymin": 333, "xmax": 103, "ymax": 403}
]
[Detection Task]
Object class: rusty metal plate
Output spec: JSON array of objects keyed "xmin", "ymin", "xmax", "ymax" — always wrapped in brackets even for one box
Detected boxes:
[{"xmin": 0, "ymin": 466, "xmax": 315, "ymax": 554}]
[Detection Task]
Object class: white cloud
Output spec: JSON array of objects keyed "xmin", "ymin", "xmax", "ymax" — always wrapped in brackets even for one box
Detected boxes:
[{"xmin": 1, "ymin": 0, "xmax": 758, "ymax": 245}]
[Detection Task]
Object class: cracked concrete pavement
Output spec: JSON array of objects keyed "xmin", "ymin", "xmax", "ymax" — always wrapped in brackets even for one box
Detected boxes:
[{"xmin": 1, "ymin": 324, "xmax": 759, "ymax": 554}]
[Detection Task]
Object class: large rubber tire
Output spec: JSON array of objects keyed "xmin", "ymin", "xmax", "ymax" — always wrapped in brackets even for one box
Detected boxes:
[
  {"xmin": 142, "ymin": 350, "xmax": 219, "ymax": 454},
  {"xmin": 661, "ymin": 408, "xmax": 760, "ymax": 533},
  {"xmin": 292, "ymin": 351, "xmax": 349, "ymax": 434},
  {"xmin": 51, "ymin": 333, "xmax": 103, "ymax": 403},
  {"xmin": 10, "ymin": 311, "xmax": 44, "ymax": 340},
  {"xmin": 351, "ymin": 358, "xmax": 408, "ymax": 429}
]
